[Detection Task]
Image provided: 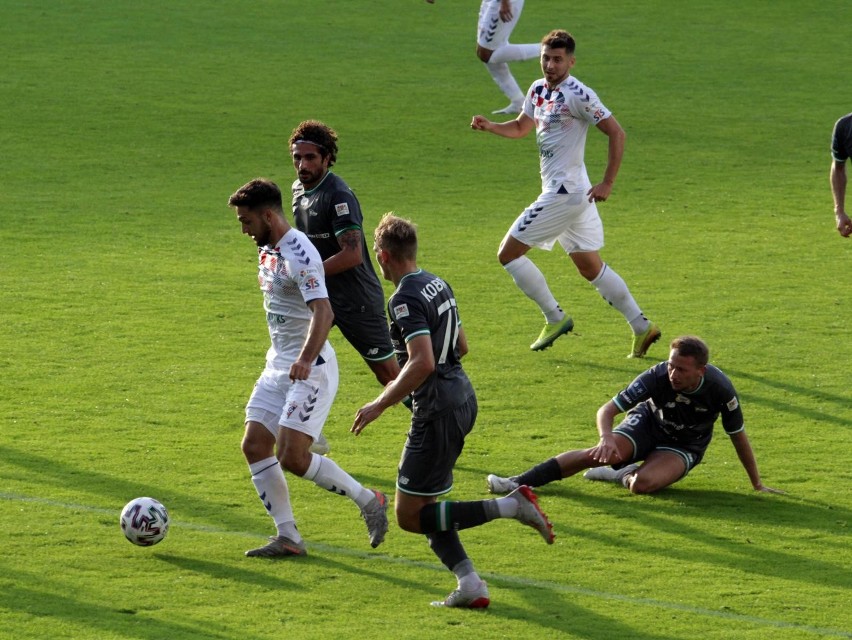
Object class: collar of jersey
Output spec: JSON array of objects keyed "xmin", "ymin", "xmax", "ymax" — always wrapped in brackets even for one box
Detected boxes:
[
  {"xmin": 398, "ymin": 269, "xmax": 422, "ymax": 286},
  {"xmin": 682, "ymin": 375, "xmax": 705, "ymax": 395}
]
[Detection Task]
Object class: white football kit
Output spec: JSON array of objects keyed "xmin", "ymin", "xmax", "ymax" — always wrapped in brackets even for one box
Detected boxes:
[
  {"xmin": 245, "ymin": 228, "xmax": 338, "ymax": 439},
  {"xmin": 510, "ymin": 75, "xmax": 612, "ymax": 253},
  {"xmin": 477, "ymin": 0, "xmax": 524, "ymax": 50}
]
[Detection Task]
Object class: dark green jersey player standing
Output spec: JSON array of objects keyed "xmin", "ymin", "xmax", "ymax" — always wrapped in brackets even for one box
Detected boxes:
[
  {"xmin": 288, "ymin": 121, "xmax": 401, "ymax": 458},
  {"xmin": 352, "ymin": 213, "xmax": 555, "ymax": 609}
]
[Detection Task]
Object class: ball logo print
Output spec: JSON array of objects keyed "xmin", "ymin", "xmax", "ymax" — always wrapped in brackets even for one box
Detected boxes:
[{"xmin": 120, "ymin": 497, "xmax": 169, "ymax": 546}]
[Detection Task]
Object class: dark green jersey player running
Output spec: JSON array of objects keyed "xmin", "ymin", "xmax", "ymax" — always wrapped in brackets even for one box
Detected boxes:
[
  {"xmin": 352, "ymin": 213, "xmax": 555, "ymax": 610},
  {"xmin": 288, "ymin": 120, "xmax": 399, "ymax": 391}
]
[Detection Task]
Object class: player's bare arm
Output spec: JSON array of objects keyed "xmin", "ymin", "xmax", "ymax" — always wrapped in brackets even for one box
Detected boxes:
[
  {"xmin": 729, "ymin": 430, "xmax": 785, "ymax": 494},
  {"xmin": 831, "ymin": 161, "xmax": 851, "ymax": 237},
  {"xmin": 457, "ymin": 326, "xmax": 469, "ymax": 358},
  {"xmin": 351, "ymin": 335, "xmax": 433, "ymax": 435},
  {"xmin": 587, "ymin": 116, "xmax": 625, "ymax": 203},
  {"xmin": 323, "ymin": 227, "xmax": 364, "ymax": 276},
  {"xmin": 471, "ymin": 113, "xmax": 534, "ymax": 138},
  {"xmin": 291, "ymin": 297, "xmax": 334, "ymax": 382},
  {"xmin": 590, "ymin": 400, "xmax": 625, "ymax": 464},
  {"xmin": 499, "ymin": 0, "xmax": 513, "ymax": 22}
]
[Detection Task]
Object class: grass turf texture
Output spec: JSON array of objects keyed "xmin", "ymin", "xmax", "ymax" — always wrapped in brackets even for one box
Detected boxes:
[{"xmin": 1, "ymin": 0, "xmax": 851, "ymax": 638}]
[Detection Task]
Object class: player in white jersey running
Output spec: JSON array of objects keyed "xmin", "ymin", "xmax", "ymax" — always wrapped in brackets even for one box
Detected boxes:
[
  {"xmin": 228, "ymin": 178, "xmax": 389, "ymax": 558},
  {"xmin": 471, "ymin": 29, "xmax": 661, "ymax": 358},
  {"xmin": 426, "ymin": 0, "xmax": 539, "ymax": 114}
]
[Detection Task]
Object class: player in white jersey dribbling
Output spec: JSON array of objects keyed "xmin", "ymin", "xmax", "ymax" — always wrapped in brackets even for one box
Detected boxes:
[
  {"xmin": 471, "ymin": 29, "xmax": 661, "ymax": 358},
  {"xmin": 227, "ymin": 178, "xmax": 388, "ymax": 558}
]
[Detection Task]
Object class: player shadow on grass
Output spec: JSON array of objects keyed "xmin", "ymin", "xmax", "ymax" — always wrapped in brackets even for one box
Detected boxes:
[
  {"xmin": 304, "ymin": 552, "xmax": 671, "ymax": 638},
  {"xmin": 724, "ymin": 368, "xmax": 852, "ymax": 428},
  {"xmin": 0, "ymin": 444, "xmax": 263, "ymax": 535},
  {"xmin": 155, "ymin": 553, "xmax": 303, "ymax": 591},
  {"xmin": 478, "ymin": 580, "xmax": 683, "ymax": 640},
  {"xmin": 0, "ymin": 569, "xmax": 254, "ymax": 640},
  {"xmin": 547, "ymin": 488, "xmax": 850, "ymax": 591}
]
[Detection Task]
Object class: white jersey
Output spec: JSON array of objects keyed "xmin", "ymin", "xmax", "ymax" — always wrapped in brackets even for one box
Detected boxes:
[
  {"xmin": 522, "ymin": 75, "xmax": 611, "ymax": 194},
  {"xmin": 257, "ymin": 228, "xmax": 331, "ymax": 369}
]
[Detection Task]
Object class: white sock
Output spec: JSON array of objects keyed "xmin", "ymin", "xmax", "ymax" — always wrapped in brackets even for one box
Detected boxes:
[
  {"xmin": 249, "ymin": 457, "xmax": 300, "ymax": 541},
  {"xmin": 495, "ymin": 495, "xmax": 519, "ymax": 518},
  {"xmin": 304, "ymin": 453, "xmax": 372, "ymax": 508},
  {"xmin": 458, "ymin": 572, "xmax": 483, "ymax": 592},
  {"xmin": 504, "ymin": 256, "xmax": 563, "ymax": 321},
  {"xmin": 488, "ymin": 43, "xmax": 540, "ymax": 64},
  {"xmin": 485, "ymin": 62, "xmax": 524, "ymax": 105},
  {"xmin": 618, "ymin": 464, "xmax": 641, "ymax": 487},
  {"xmin": 590, "ymin": 263, "xmax": 649, "ymax": 333}
]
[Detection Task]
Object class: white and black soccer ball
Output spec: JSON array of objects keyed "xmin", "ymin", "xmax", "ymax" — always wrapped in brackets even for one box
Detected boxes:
[{"xmin": 120, "ymin": 497, "xmax": 169, "ymax": 546}]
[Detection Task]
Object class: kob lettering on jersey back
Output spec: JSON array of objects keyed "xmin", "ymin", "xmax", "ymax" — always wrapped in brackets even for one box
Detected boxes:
[{"xmin": 419, "ymin": 278, "xmax": 446, "ymax": 302}]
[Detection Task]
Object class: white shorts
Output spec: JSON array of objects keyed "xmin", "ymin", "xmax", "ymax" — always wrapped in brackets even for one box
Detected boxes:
[
  {"xmin": 509, "ymin": 191, "xmax": 604, "ymax": 254},
  {"xmin": 245, "ymin": 346, "xmax": 339, "ymax": 441},
  {"xmin": 477, "ymin": 0, "xmax": 524, "ymax": 50}
]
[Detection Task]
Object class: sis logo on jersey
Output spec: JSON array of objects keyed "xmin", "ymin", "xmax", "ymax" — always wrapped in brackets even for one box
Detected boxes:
[
  {"xmin": 334, "ymin": 202, "xmax": 350, "ymax": 217},
  {"xmin": 393, "ymin": 303, "xmax": 410, "ymax": 319},
  {"xmin": 300, "ymin": 270, "xmax": 321, "ymax": 291},
  {"xmin": 726, "ymin": 396, "xmax": 739, "ymax": 411}
]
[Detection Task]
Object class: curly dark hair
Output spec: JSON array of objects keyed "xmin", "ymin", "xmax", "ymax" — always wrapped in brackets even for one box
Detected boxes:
[{"xmin": 288, "ymin": 120, "xmax": 339, "ymax": 166}]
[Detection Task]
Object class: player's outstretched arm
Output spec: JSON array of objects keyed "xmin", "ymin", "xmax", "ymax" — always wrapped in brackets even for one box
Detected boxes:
[
  {"xmin": 471, "ymin": 113, "xmax": 534, "ymax": 138},
  {"xmin": 729, "ymin": 430, "xmax": 785, "ymax": 494}
]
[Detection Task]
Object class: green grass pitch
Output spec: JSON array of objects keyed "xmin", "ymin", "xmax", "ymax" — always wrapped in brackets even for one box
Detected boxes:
[{"xmin": 1, "ymin": 1, "xmax": 850, "ymax": 638}]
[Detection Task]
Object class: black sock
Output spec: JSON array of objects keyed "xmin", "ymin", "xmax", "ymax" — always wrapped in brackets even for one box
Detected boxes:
[
  {"xmin": 515, "ymin": 457, "xmax": 562, "ymax": 488},
  {"xmin": 426, "ymin": 530, "xmax": 467, "ymax": 571},
  {"xmin": 419, "ymin": 500, "xmax": 491, "ymax": 533}
]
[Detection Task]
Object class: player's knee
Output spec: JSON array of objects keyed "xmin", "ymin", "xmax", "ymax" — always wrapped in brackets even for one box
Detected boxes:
[
  {"xmin": 627, "ymin": 474, "xmax": 661, "ymax": 495},
  {"xmin": 394, "ymin": 503, "xmax": 421, "ymax": 533},
  {"xmin": 278, "ymin": 448, "xmax": 310, "ymax": 477},
  {"xmin": 476, "ymin": 45, "xmax": 493, "ymax": 63},
  {"xmin": 372, "ymin": 358, "xmax": 400, "ymax": 386},
  {"xmin": 241, "ymin": 433, "xmax": 270, "ymax": 462}
]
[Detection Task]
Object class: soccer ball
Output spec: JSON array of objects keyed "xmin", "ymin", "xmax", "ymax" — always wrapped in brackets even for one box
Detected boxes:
[{"xmin": 120, "ymin": 497, "xmax": 169, "ymax": 546}]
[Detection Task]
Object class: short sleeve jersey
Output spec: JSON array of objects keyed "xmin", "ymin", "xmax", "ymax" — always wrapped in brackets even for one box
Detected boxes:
[
  {"xmin": 522, "ymin": 75, "xmax": 611, "ymax": 194},
  {"xmin": 831, "ymin": 113, "xmax": 852, "ymax": 163},
  {"xmin": 257, "ymin": 228, "xmax": 329, "ymax": 369},
  {"xmin": 612, "ymin": 363, "xmax": 744, "ymax": 447},
  {"xmin": 387, "ymin": 269, "xmax": 475, "ymax": 420},
  {"xmin": 292, "ymin": 172, "xmax": 386, "ymax": 311}
]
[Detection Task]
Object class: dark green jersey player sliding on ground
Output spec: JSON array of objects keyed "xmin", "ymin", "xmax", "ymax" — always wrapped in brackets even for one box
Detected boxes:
[
  {"xmin": 351, "ymin": 213, "xmax": 555, "ymax": 609},
  {"xmin": 288, "ymin": 120, "xmax": 402, "ymax": 454},
  {"xmin": 487, "ymin": 336, "xmax": 784, "ymax": 496}
]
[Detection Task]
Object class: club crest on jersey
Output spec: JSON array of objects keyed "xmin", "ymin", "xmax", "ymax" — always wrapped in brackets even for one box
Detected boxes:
[
  {"xmin": 727, "ymin": 396, "xmax": 739, "ymax": 411},
  {"xmin": 334, "ymin": 202, "xmax": 350, "ymax": 217},
  {"xmin": 393, "ymin": 303, "xmax": 410, "ymax": 319}
]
